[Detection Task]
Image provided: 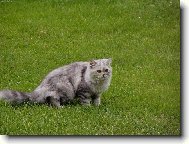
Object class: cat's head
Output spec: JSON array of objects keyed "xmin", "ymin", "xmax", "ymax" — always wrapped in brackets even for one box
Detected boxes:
[{"xmin": 89, "ymin": 58, "xmax": 112, "ymax": 82}]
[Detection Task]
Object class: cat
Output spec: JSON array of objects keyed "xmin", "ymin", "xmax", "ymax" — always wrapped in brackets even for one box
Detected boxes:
[{"xmin": 0, "ymin": 58, "xmax": 112, "ymax": 107}]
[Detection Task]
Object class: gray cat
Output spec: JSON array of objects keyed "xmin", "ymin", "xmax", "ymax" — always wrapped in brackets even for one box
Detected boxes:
[{"xmin": 0, "ymin": 58, "xmax": 112, "ymax": 107}]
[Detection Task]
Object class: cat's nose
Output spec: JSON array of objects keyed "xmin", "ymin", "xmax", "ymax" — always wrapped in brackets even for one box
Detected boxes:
[{"xmin": 103, "ymin": 74, "xmax": 106, "ymax": 78}]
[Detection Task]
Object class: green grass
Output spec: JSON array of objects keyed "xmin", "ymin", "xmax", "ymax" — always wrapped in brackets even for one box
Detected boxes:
[{"xmin": 0, "ymin": 0, "xmax": 180, "ymax": 135}]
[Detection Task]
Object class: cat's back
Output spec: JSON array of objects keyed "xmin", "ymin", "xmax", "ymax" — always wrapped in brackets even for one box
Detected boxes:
[
  {"xmin": 47, "ymin": 61, "xmax": 87, "ymax": 77},
  {"xmin": 39, "ymin": 61, "xmax": 89, "ymax": 87}
]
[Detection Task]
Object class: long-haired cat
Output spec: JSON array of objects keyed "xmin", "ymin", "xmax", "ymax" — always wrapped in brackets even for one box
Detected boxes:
[{"xmin": 0, "ymin": 58, "xmax": 112, "ymax": 107}]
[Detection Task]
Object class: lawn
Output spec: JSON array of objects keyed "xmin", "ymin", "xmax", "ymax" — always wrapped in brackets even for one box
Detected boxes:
[{"xmin": 0, "ymin": 0, "xmax": 180, "ymax": 135}]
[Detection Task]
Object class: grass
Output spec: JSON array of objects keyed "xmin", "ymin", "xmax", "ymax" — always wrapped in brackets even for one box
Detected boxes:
[{"xmin": 0, "ymin": 0, "xmax": 180, "ymax": 135}]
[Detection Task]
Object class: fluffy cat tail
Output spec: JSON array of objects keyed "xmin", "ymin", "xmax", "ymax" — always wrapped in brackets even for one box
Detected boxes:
[{"xmin": 0, "ymin": 90, "xmax": 31, "ymax": 104}]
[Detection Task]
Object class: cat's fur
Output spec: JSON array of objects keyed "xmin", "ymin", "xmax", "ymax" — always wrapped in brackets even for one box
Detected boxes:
[{"xmin": 0, "ymin": 58, "xmax": 112, "ymax": 107}]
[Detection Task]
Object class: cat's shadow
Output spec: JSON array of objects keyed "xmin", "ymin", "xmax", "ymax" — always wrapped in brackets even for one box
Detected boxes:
[{"xmin": 1, "ymin": 100, "xmax": 82, "ymax": 109}]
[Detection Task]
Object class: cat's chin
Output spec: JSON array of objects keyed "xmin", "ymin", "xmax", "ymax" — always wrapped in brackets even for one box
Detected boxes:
[{"xmin": 94, "ymin": 77, "xmax": 109, "ymax": 83}]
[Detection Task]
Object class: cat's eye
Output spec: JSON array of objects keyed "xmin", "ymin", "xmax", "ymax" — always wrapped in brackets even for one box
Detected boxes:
[
  {"xmin": 97, "ymin": 70, "xmax": 102, "ymax": 73},
  {"xmin": 105, "ymin": 69, "xmax": 109, "ymax": 72}
]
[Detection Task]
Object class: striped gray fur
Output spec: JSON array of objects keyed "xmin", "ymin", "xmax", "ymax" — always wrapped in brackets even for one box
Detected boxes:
[
  {"xmin": 0, "ymin": 58, "xmax": 112, "ymax": 107},
  {"xmin": 0, "ymin": 90, "xmax": 30, "ymax": 104}
]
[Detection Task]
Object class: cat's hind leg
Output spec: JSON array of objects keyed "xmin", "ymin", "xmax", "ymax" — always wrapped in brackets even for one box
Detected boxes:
[
  {"xmin": 45, "ymin": 91, "xmax": 61, "ymax": 108},
  {"xmin": 46, "ymin": 96, "xmax": 62, "ymax": 108}
]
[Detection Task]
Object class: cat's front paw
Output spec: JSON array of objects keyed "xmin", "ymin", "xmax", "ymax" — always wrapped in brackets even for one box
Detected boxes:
[
  {"xmin": 58, "ymin": 105, "xmax": 64, "ymax": 108},
  {"xmin": 81, "ymin": 102, "xmax": 91, "ymax": 107},
  {"xmin": 79, "ymin": 98, "xmax": 91, "ymax": 106}
]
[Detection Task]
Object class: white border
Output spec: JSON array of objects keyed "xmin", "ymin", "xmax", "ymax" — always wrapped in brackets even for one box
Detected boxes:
[{"xmin": 1, "ymin": 1, "xmax": 188, "ymax": 144}]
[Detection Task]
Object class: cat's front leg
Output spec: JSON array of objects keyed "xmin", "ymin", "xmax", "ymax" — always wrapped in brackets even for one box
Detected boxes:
[
  {"xmin": 92, "ymin": 95, "xmax": 101, "ymax": 106},
  {"xmin": 78, "ymin": 93, "xmax": 91, "ymax": 106}
]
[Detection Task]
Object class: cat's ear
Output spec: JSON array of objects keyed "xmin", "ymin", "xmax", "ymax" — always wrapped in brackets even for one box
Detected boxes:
[
  {"xmin": 106, "ymin": 58, "xmax": 112, "ymax": 66},
  {"xmin": 90, "ymin": 60, "xmax": 97, "ymax": 68}
]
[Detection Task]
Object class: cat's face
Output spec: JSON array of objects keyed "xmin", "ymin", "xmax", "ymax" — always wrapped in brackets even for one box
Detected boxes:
[{"xmin": 89, "ymin": 58, "xmax": 112, "ymax": 82}]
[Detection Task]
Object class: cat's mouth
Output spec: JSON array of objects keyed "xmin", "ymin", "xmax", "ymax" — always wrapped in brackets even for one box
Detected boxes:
[
  {"xmin": 100, "ymin": 75, "xmax": 109, "ymax": 80},
  {"xmin": 94, "ymin": 74, "xmax": 109, "ymax": 81}
]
